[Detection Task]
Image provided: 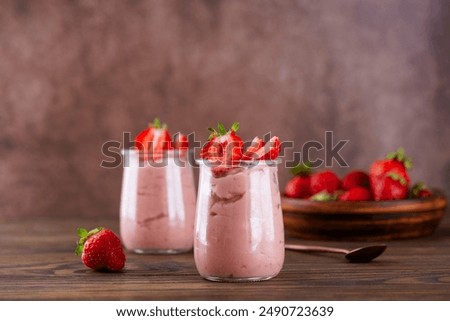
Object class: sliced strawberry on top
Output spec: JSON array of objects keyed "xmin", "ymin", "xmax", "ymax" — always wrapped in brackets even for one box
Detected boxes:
[
  {"xmin": 261, "ymin": 136, "xmax": 281, "ymax": 160},
  {"xmin": 222, "ymin": 129, "xmax": 244, "ymax": 162},
  {"xmin": 242, "ymin": 136, "xmax": 281, "ymax": 160},
  {"xmin": 173, "ymin": 133, "xmax": 189, "ymax": 149},
  {"xmin": 242, "ymin": 136, "xmax": 265, "ymax": 160},
  {"xmin": 135, "ymin": 127, "xmax": 153, "ymax": 151},
  {"xmin": 135, "ymin": 118, "xmax": 173, "ymax": 157},
  {"xmin": 200, "ymin": 137, "xmax": 223, "ymax": 162},
  {"xmin": 152, "ymin": 128, "xmax": 173, "ymax": 152},
  {"xmin": 201, "ymin": 122, "xmax": 243, "ymax": 164}
]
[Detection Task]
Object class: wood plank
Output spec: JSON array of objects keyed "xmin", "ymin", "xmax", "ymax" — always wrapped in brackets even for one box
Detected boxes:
[{"xmin": 0, "ymin": 214, "xmax": 449, "ymax": 300}]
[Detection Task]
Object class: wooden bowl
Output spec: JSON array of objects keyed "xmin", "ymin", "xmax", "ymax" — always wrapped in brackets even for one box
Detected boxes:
[{"xmin": 282, "ymin": 190, "xmax": 448, "ymax": 241}]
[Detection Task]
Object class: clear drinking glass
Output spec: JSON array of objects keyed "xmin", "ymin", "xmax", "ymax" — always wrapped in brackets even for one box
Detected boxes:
[
  {"xmin": 120, "ymin": 149, "xmax": 196, "ymax": 254},
  {"xmin": 194, "ymin": 160, "xmax": 285, "ymax": 282}
]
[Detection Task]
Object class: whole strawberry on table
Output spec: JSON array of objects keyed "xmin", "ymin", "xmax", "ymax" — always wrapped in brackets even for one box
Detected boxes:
[
  {"xmin": 76, "ymin": 227, "xmax": 126, "ymax": 272},
  {"xmin": 284, "ymin": 147, "xmax": 433, "ymax": 202}
]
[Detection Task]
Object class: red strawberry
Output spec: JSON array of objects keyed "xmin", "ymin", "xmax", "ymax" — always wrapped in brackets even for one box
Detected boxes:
[
  {"xmin": 261, "ymin": 136, "xmax": 281, "ymax": 160},
  {"xmin": 369, "ymin": 147, "xmax": 412, "ymax": 181},
  {"xmin": 310, "ymin": 170, "xmax": 341, "ymax": 194},
  {"xmin": 242, "ymin": 136, "xmax": 265, "ymax": 160},
  {"xmin": 201, "ymin": 122, "xmax": 243, "ymax": 163},
  {"xmin": 285, "ymin": 176, "xmax": 311, "ymax": 198},
  {"xmin": 284, "ymin": 163, "xmax": 312, "ymax": 199},
  {"xmin": 411, "ymin": 182, "xmax": 432, "ymax": 198},
  {"xmin": 76, "ymin": 227, "xmax": 125, "ymax": 272},
  {"xmin": 370, "ymin": 169, "xmax": 409, "ymax": 200},
  {"xmin": 369, "ymin": 148, "xmax": 412, "ymax": 201},
  {"xmin": 339, "ymin": 187, "xmax": 372, "ymax": 201},
  {"xmin": 173, "ymin": 132, "xmax": 189, "ymax": 149},
  {"xmin": 342, "ymin": 170, "xmax": 370, "ymax": 190},
  {"xmin": 135, "ymin": 118, "xmax": 173, "ymax": 155},
  {"xmin": 241, "ymin": 136, "xmax": 281, "ymax": 160}
]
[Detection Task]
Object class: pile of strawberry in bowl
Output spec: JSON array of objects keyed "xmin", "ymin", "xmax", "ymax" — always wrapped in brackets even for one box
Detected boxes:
[
  {"xmin": 284, "ymin": 148, "xmax": 433, "ymax": 202},
  {"xmin": 282, "ymin": 148, "xmax": 447, "ymax": 241}
]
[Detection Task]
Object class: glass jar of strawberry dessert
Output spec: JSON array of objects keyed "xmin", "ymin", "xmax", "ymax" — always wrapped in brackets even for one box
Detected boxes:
[
  {"xmin": 120, "ymin": 118, "xmax": 196, "ymax": 254},
  {"xmin": 194, "ymin": 122, "xmax": 285, "ymax": 282}
]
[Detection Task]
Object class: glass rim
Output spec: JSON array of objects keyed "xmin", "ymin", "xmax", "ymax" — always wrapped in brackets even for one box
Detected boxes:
[
  {"xmin": 121, "ymin": 148, "xmax": 193, "ymax": 155},
  {"xmin": 195, "ymin": 158, "xmax": 282, "ymax": 167}
]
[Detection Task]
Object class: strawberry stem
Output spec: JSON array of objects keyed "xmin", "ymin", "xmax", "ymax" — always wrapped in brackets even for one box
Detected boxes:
[
  {"xmin": 386, "ymin": 147, "xmax": 413, "ymax": 170},
  {"xmin": 217, "ymin": 123, "xmax": 227, "ymax": 135},
  {"xmin": 411, "ymin": 181, "xmax": 428, "ymax": 197},
  {"xmin": 75, "ymin": 227, "xmax": 103, "ymax": 256},
  {"xmin": 207, "ymin": 122, "xmax": 240, "ymax": 139},
  {"xmin": 291, "ymin": 162, "xmax": 312, "ymax": 177},
  {"xmin": 149, "ymin": 117, "xmax": 167, "ymax": 129}
]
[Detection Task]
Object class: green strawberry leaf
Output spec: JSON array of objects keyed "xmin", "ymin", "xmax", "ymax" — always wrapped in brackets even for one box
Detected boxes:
[
  {"xmin": 153, "ymin": 117, "xmax": 161, "ymax": 128},
  {"xmin": 208, "ymin": 122, "xmax": 240, "ymax": 138},
  {"xmin": 75, "ymin": 244, "xmax": 83, "ymax": 256},
  {"xmin": 386, "ymin": 172, "xmax": 407, "ymax": 186},
  {"xmin": 77, "ymin": 228, "xmax": 88, "ymax": 238},
  {"xmin": 151, "ymin": 118, "xmax": 167, "ymax": 129},
  {"xmin": 386, "ymin": 147, "xmax": 413, "ymax": 170},
  {"xmin": 403, "ymin": 158, "xmax": 413, "ymax": 170},
  {"xmin": 217, "ymin": 123, "xmax": 226, "ymax": 135},
  {"xmin": 291, "ymin": 162, "xmax": 312, "ymax": 177},
  {"xmin": 411, "ymin": 181, "xmax": 427, "ymax": 197},
  {"xmin": 208, "ymin": 127, "xmax": 217, "ymax": 139},
  {"xmin": 310, "ymin": 191, "xmax": 337, "ymax": 201},
  {"xmin": 75, "ymin": 227, "xmax": 103, "ymax": 256}
]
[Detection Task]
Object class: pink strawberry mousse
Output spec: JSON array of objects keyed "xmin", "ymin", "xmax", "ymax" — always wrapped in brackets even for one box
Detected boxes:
[
  {"xmin": 120, "ymin": 151, "xmax": 196, "ymax": 253},
  {"xmin": 194, "ymin": 162, "xmax": 285, "ymax": 280}
]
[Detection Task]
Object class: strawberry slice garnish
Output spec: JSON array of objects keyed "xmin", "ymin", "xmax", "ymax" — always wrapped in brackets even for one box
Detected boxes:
[
  {"xmin": 173, "ymin": 133, "xmax": 189, "ymax": 149},
  {"xmin": 201, "ymin": 122, "xmax": 243, "ymax": 164},
  {"xmin": 135, "ymin": 118, "xmax": 173, "ymax": 158},
  {"xmin": 261, "ymin": 136, "xmax": 281, "ymax": 160},
  {"xmin": 242, "ymin": 136, "xmax": 265, "ymax": 160},
  {"xmin": 242, "ymin": 136, "xmax": 281, "ymax": 160},
  {"xmin": 201, "ymin": 123, "xmax": 281, "ymax": 177}
]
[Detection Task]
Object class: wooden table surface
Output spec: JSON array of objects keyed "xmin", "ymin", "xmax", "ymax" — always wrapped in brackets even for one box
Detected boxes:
[{"xmin": 1, "ymin": 212, "xmax": 449, "ymax": 300}]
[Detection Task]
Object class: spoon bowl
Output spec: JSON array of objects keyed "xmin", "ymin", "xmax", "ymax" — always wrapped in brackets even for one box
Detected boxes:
[{"xmin": 285, "ymin": 244, "xmax": 387, "ymax": 263}]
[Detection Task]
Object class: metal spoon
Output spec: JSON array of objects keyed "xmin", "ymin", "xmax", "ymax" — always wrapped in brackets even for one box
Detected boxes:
[{"xmin": 285, "ymin": 243, "xmax": 387, "ymax": 263}]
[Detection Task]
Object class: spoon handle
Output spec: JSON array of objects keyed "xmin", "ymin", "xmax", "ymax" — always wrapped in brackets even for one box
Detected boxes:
[{"xmin": 285, "ymin": 244, "xmax": 348, "ymax": 255}]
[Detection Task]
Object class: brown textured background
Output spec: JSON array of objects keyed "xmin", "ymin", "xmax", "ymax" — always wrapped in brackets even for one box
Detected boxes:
[{"xmin": 1, "ymin": 0, "xmax": 449, "ymax": 218}]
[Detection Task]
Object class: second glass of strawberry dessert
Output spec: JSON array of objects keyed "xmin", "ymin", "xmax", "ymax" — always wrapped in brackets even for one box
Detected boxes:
[
  {"xmin": 194, "ymin": 122, "xmax": 285, "ymax": 282},
  {"xmin": 120, "ymin": 118, "xmax": 196, "ymax": 254}
]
